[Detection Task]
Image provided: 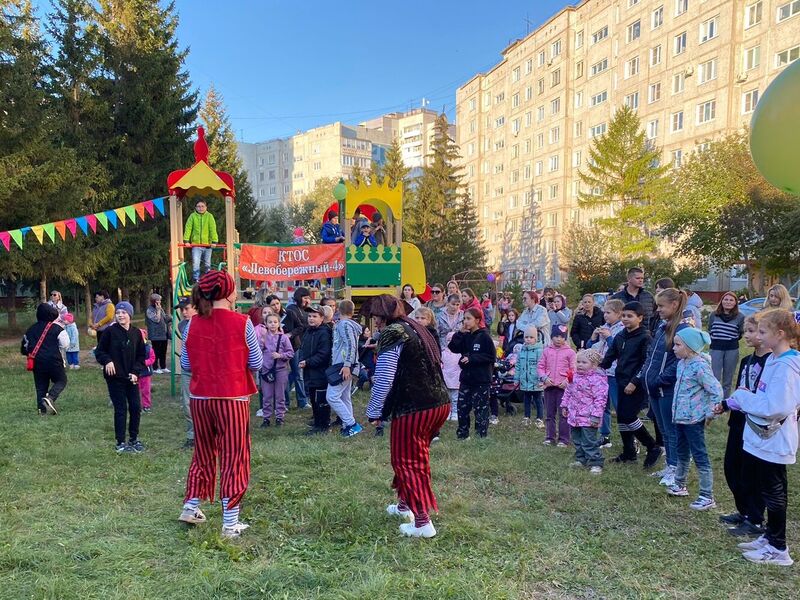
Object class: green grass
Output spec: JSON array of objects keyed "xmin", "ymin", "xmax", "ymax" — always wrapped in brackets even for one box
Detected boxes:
[{"xmin": 0, "ymin": 341, "xmax": 798, "ymax": 600}]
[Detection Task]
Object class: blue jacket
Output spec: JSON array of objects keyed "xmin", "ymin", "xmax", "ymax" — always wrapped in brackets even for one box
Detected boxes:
[
  {"xmin": 352, "ymin": 232, "xmax": 377, "ymax": 247},
  {"xmin": 321, "ymin": 221, "xmax": 343, "ymax": 244},
  {"xmin": 634, "ymin": 320, "xmax": 689, "ymax": 398},
  {"xmin": 514, "ymin": 342, "xmax": 544, "ymax": 392}
]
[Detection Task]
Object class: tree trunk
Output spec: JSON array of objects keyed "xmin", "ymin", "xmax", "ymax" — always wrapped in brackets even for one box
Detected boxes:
[
  {"xmin": 40, "ymin": 272, "xmax": 47, "ymax": 303},
  {"xmin": 84, "ymin": 283, "xmax": 92, "ymax": 326},
  {"xmin": 7, "ymin": 282, "xmax": 17, "ymax": 328},
  {"xmin": 133, "ymin": 293, "xmax": 142, "ymax": 314}
]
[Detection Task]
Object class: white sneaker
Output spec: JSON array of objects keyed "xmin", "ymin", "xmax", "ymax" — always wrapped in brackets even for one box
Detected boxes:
[
  {"xmin": 386, "ymin": 504, "xmax": 414, "ymax": 521},
  {"xmin": 489, "ymin": 416, "xmax": 499, "ymax": 425},
  {"xmin": 178, "ymin": 507, "xmax": 207, "ymax": 524},
  {"xmin": 153, "ymin": 369, "xmax": 163, "ymax": 374},
  {"xmin": 742, "ymin": 543, "xmax": 794, "ymax": 566},
  {"xmin": 589, "ymin": 466, "xmax": 603, "ymax": 475},
  {"xmin": 256, "ymin": 409, "xmax": 264, "ymax": 417},
  {"xmin": 74, "ymin": 364, "xmax": 80, "ymax": 370},
  {"xmin": 399, "ymin": 521, "xmax": 436, "ymax": 538},
  {"xmin": 535, "ymin": 418, "xmax": 545, "ymax": 429},
  {"xmin": 221, "ymin": 522, "xmax": 250, "ymax": 538},
  {"xmin": 738, "ymin": 535, "xmax": 769, "ymax": 552},
  {"xmin": 522, "ymin": 417, "xmax": 531, "ymax": 426},
  {"xmin": 162, "ymin": 368, "xmax": 171, "ymax": 374},
  {"xmin": 556, "ymin": 442, "xmax": 568, "ymax": 448},
  {"xmin": 569, "ymin": 461, "xmax": 584, "ymax": 468},
  {"xmin": 650, "ymin": 467, "xmax": 667, "ymax": 478},
  {"xmin": 659, "ymin": 473, "xmax": 675, "ymax": 487}
]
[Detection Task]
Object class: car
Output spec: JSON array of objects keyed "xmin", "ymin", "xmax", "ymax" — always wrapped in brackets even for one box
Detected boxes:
[
  {"xmin": 592, "ymin": 292, "xmax": 610, "ymax": 308},
  {"xmin": 738, "ymin": 298, "xmax": 766, "ymax": 317}
]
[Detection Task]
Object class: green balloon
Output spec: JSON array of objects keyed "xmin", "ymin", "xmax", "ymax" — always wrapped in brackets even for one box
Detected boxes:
[
  {"xmin": 750, "ymin": 59, "xmax": 800, "ymax": 194},
  {"xmin": 333, "ymin": 179, "xmax": 347, "ymax": 201}
]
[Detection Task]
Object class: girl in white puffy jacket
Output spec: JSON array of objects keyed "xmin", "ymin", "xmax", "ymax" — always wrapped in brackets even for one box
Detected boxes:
[{"xmin": 726, "ymin": 309, "xmax": 800, "ymax": 567}]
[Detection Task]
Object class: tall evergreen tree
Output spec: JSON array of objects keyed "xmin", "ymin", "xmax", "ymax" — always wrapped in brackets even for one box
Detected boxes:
[
  {"xmin": 578, "ymin": 105, "xmax": 668, "ymax": 256},
  {"xmin": 368, "ymin": 159, "xmax": 383, "ymax": 185},
  {"xmin": 199, "ymin": 84, "xmax": 266, "ymax": 243},
  {"xmin": 449, "ymin": 193, "xmax": 487, "ymax": 276},
  {"xmin": 382, "ymin": 137, "xmax": 410, "ymax": 188},
  {"xmin": 349, "ymin": 163, "xmax": 364, "ymax": 185}
]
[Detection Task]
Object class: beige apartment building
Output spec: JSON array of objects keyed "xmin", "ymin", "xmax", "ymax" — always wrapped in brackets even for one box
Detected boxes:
[
  {"xmin": 456, "ymin": 0, "xmax": 800, "ymax": 284},
  {"xmin": 238, "ymin": 108, "xmax": 452, "ymax": 207}
]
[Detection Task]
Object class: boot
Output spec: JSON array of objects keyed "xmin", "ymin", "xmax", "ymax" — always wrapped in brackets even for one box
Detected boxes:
[
  {"xmin": 612, "ymin": 431, "xmax": 638, "ymax": 463},
  {"xmin": 634, "ymin": 426, "xmax": 664, "ymax": 468}
]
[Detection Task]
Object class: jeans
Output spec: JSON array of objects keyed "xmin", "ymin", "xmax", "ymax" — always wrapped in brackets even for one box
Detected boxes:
[
  {"xmin": 33, "ymin": 362, "xmax": 68, "ymax": 412},
  {"xmin": 66, "ymin": 351, "xmax": 80, "ymax": 366},
  {"xmin": 191, "ymin": 246, "xmax": 212, "ymax": 282},
  {"xmin": 673, "ymin": 422, "xmax": 713, "ymax": 498},
  {"xmin": 650, "ymin": 387, "xmax": 676, "ymax": 467},
  {"xmin": 107, "ymin": 378, "xmax": 141, "ymax": 445},
  {"xmin": 326, "ymin": 378, "xmax": 355, "ymax": 427},
  {"xmin": 571, "ymin": 427, "xmax": 604, "ymax": 466},
  {"xmin": 600, "ymin": 376, "xmax": 618, "ymax": 437},
  {"xmin": 711, "ymin": 348, "xmax": 739, "ymax": 398},
  {"xmin": 285, "ymin": 352, "xmax": 308, "ymax": 408},
  {"xmin": 181, "ymin": 372, "xmax": 194, "ymax": 440},
  {"xmin": 522, "ymin": 390, "xmax": 543, "ymax": 419}
]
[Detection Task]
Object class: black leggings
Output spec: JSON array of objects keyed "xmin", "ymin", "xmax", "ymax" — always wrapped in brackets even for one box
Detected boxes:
[
  {"xmin": 744, "ymin": 451, "xmax": 788, "ymax": 550},
  {"xmin": 724, "ymin": 416, "xmax": 765, "ymax": 524},
  {"xmin": 33, "ymin": 363, "xmax": 68, "ymax": 412},
  {"xmin": 152, "ymin": 340, "xmax": 168, "ymax": 370},
  {"xmin": 107, "ymin": 378, "xmax": 141, "ymax": 444}
]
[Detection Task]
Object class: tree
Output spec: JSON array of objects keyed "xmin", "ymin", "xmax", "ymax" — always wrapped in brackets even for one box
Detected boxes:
[
  {"xmin": 349, "ymin": 163, "xmax": 364, "ymax": 186},
  {"xmin": 290, "ymin": 177, "xmax": 338, "ymax": 244},
  {"xmin": 449, "ymin": 193, "xmax": 487, "ymax": 278},
  {"xmin": 561, "ymin": 226, "xmax": 618, "ymax": 291},
  {"xmin": 382, "ymin": 137, "xmax": 410, "ymax": 188},
  {"xmin": 578, "ymin": 105, "xmax": 669, "ymax": 256},
  {"xmin": 262, "ymin": 203, "xmax": 291, "ymax": 244},
  {"xmin": 368, "ymin": 159, "xmax": 383, "ymax": 186},
  {"xmin": 199, "ymin": 84, "xmax": 266, "ymax": 243}
]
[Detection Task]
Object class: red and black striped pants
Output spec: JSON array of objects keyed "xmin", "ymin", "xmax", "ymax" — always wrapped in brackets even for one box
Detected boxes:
[
  {"xmin": 184, "ymin": 398, "xmax": 251, "ymax": 509},
  {"xmin": 390, "ymin": 403, "xmax": 450, "ymax": 516}
]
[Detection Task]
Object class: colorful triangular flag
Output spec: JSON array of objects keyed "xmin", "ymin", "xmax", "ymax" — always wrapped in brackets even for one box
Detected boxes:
[
  {"xmin": 143, "ymin": 200, "xmax": 155, "ymax": 218},
  {"xmin": 105, "ymin": 210, "xmax": 118, "ymax": 229},
  {"xmin": 43, "ymin": 223, "xmax": 56, "ymax": 243},
  {"xmin": 114, "ymin": 207, "xmax": 127, "ymax": 226},
  {"xmin": 86, "ymin": 214, "xmax": 98, "ymax": 233},
  {"xmin": 75, "ymin": 216, "xmax": 88, "ymax": 235},
  {"xmin": 65, "ymin": 219, "xmax": 77, "ymax": 238},
  {"xmin": 55, "ymin": 221, "xmax": 67, "ymax": 240},
  {"xmin": 134, "ymin": 202, "xmax": 146, "ymax": 221},
  {"xmin": 123, "ymin": 205, "xmax": 136, "ymax": 223},
  {"xmin": 95, "ymin": 212, "xmax": 108, "ymax": 230},
  {"xmin": 153, "ymin": 197, "xmax": 165, "ymax": 215},
  {"xmin": 9, "ymin": 229, "xmax": 23, "ymax": 249},
  {"xmin": 31, "ymin": 225, "xmax": 45, "ymax": 244},
  {"xmin": 20, "ymin": 227, "xmax": 31, "ymax": 237},
  {"xmin": 0, "ymin": 231, "xmax": 10, "ymax": 251}
]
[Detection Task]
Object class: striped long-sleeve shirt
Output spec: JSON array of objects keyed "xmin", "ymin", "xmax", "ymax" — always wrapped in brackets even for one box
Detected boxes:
[
  {"xmin": 366, "ymin": 346, "xmax": 402, "ymax": 420},
  {"xmin": 708, "ymin": 313, "xmax": 744, "ymax": 351}
]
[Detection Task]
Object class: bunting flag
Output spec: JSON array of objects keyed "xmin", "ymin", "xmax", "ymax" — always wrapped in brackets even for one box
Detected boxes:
[{"xmin": 0, "ymin": 197, "xmax": 167, "ymax": 252}]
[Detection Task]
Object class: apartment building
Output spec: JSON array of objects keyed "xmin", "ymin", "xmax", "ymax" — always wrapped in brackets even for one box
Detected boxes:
[{"xmin": 456, "ymin": 0, "xmax": 800, "ymax": 284}]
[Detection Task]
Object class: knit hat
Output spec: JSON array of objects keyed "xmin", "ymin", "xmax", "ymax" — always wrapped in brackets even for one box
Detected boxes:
[
  {"xmin": 577, "ymin": 348, "xmax": 602, "ymax": 366},
  {"xmin": 293, "ymin": 227, "xmax": 304, "ymax": 237},
  {"xmin": 551, "ymin": 324, "xmax": 568, "ymax": 339},
  {"xmin": 675, "ymin": 327, "xmax": 711, "ymax": 353},
  {"xmin": 150, "ymin": 293, "xmax": 162, "ymax": 303},
  {"xmin": 62, "ymin": 313, "xmax": 74, "ymax": 324},
  {"xmin": 116, "ymin": 301, "xmax": 134, "ymax": 318},
  {"xmin": 197, "ymin": 270, "xmax": 235, "ymax": 302}
]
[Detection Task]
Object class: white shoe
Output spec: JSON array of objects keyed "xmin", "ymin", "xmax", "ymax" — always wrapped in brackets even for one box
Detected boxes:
[
  {"xmin": 650, "ymin": 467, "xmax": 667, "ymax": 478},
  {"xmin": 742, "ymin": 543, "xmax": 794, "ymax": 566},
  {"xmin": 569, "ymin": 461, "xmax": 584, "ymax": 468},
  {"xmin": 535, "ymin": 418, "xmax": 545, "ymax": 429},
  {"xmin": 738, "ymin": 535, "xmax": 769, "ymax": 552},
  {"xmin": 256, "ymin": 409, "xmax": 264, "ymax": 417},
  {"xmin": 556, "ymin": 442, "xmax": 568, "ymax": 448},
  {"xmin": 74, "ymin": 364, "xmax": 80, "ymax": 370},
  {"xmin": 589, "ymin": 466, "xmax": 603, "ymax": 475},
  {"xmin": 178, "ymin": 507, "xmax": 206, "ymax": 524},
  {"xmin": 153, "ymin": 369, "xmax": 163, "ymax": 374},
  {"xmin": 221, "ymin": 522, "xmax": 250, "ymax": 538},
  {"xmin": 386, "ymin": 504, "xmax": 414, "ymax": 521},
  {"xmin": 489, "ymin": 416, "xmax": 499, "ymax": 425},
  {"xmin": 399, "ymin": 521, "xmax": 436, "ymax": 538},
  {"xmin": 162, "ymin": 368, "xmax": 171, "ymax": 374}
]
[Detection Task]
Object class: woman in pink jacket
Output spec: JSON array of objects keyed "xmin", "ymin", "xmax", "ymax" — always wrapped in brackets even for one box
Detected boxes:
[
  {"xmin": 561, "ymin": 349, "xmax": 609, "ymax": 474},
  {"xmin": 537, "ymin": 324, "xmax": 577, "ymax": 446}
]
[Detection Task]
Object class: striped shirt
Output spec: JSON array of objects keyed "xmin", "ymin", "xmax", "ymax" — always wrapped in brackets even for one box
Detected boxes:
[
  {"xmin": 708, "ymin": 313, "xmax": 744, "ymax": 351},
  {"xmin": 366, "ymin": 346, "xmax": 402, "ymax": 420}
]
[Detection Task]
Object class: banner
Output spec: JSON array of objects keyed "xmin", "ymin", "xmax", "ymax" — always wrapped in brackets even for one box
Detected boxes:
[{"xmin": 238, "ymin": 244, "xmax": 345, "ymax": 282}]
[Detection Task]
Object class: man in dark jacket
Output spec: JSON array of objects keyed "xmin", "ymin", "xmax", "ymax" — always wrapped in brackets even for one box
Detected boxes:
[
  {"xmin": 611, "ymin": 267, "xmax": 656, "ymax": 332},
  {"xmin": 299, "ymin": 305, "xmax": 332, "ymax": 434},
  {"xmin": 284, "ymin": 287, "xmax": 312, "ymax": 408},
  {"xmin": 570, "ymin": 294, "xmax": 604, "ymax": 349},
  {"xmin": 21, "ymin": 303, "xmax": 69, "ymax": 415}
]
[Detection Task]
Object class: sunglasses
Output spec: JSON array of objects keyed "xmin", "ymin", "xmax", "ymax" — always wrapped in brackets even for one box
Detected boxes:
[
  {"xmin": 431, "ymin": 290, "xmax": 442, "ymax": 294},
  {"xmin": 51, "ymin": 293, "xmax": 58, "ymax": 297}
]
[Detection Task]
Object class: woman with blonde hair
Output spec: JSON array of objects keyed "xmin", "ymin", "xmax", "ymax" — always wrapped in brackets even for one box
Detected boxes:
[{"xmin": 766, "ymin": 284, "xmax": 793, "ymax": 311}]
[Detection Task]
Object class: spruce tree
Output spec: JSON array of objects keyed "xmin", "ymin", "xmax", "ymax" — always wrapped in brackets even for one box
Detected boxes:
[
  {"xmin": 578, "ymin": 105, "xmax": 668, "ymax": 256},
  {"xmin": 350, "ymin": 163, "xmax": 364, "ymax": 185},
  {"xmin": 382, "ymin": 137, "xmax": 410, "ymax": 188},
  {"xmin": 368, "ymin": 159, "xmax": 383, "ymax": 185},
  {"xmin": 199, "ymin": 85, "xmax": 266, "ymax": 243}
]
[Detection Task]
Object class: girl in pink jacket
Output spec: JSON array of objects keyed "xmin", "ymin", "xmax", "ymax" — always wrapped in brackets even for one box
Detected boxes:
[
  {"xmin": 442, "ymin": 332, "xmax": 461, "ymax": 420},
  {"xmin": 537, "ymin": 324, "xmax": 577, "ymax": 446},
  {"xmin": 139, "ymin": 329, "xmax": 157, "ymax": 413},
  {"xmin": 561, "ymin": 349, "xmax": 608, "ymax": 473}
]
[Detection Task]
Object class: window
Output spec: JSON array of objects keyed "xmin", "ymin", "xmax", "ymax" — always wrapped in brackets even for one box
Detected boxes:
[
  {"xmin": 745, "ymin": 46, "xmax": 761, "ymax": 70},
  {"xmin": 495, "ymin": 116, "xmax": 505, "ymax": 128},
  {"xmin": 575, "ymin": 30, "xmax": 584, "ymax": 49},
  {"xmin": 590, "ymin": 58, "xmax": 609, "ymax": 76},
  {"xmin": 671, "ymin": 149, "xmax": 683, "ymax": 168},
  {"xmin": 268, "ymin": 169, "xmax": 276, "ymax": 180},
  {"xmin": 576, "ymin": 61, "xmax": 584, "ymax": 78},
  {"xmin": 742, "ymin": 89, "xmax": 760, "ymax": 113},
  {"xmin": 675, "ymin": 0, "xmax": 688, "ymax": 17},
  {"xmin": 627, "ymin": 20, "xmax": 641, "ymax": 43},
  {"xmin": 624, "ymin": 91, "xmax": 640, "ymax": 109},
  {"xmin": 698, "ymin": 58, "xmax": 717, "ymax": 84},
  {"xmin": 549, "ymin": 185, "xmax": 559, "ymax": 200},
  {"xmin": 629, "ymin": 0, "xmax": 640, "ymax": 6},
  {"xmin": 511, "ymin": 144, "xmax": 519, "ymax": 158},
  {"xmin": 538, "ymin": 78, "xmax": 545, "ymax": 94},
  {"xmin": 671, "ymin": 110, "xmax": 684, "ymax": 132},
  {"xmin": 549, "ymin": 155, "xmax": 559, "ymax": 172},
  {"xmin": 524, "ymin": 164, "xmax": 532, "ymax": 179},
  {"xmin": 468, "ymin": 97, "xmax": 477, "ymax": 111},
  {"xmin": 592, "ymin": 26, "xmax": 609, "ymax": 44},
  {"xmin": 469, "ymin": 119, "xmax": 476, "ymax": 134},
  {"xmin": 625, "ymin": 56, "xmax": 640, "ymax": 78},
  {"xmin": 574, "ymin": 91, "xmax": 584, "ymax": 108},
  {"xmin": 649, "ymin": 82, "xmax": 662, "ymax": 103},
  {"xmin": 551, "ymin": 97, "xmax": 561, "ymax": 114},
  {"xmin": 745, "ymin": 2, "xmax": 763, "ymax": 28},
  {"xmin": 697, "ymin": 100, "xmax": 716, "ymax": 123},
  {"xmin": 512, "ymin": 118, "xmax": 521, "ymax": 134},
  {"xmin": 512, "ymin": 93, "xmax": 520, "ymax": 108},
  {"xmin": 573, "ymin": 151, "xmax": 582, "ymax": 167},
  {"xmin": 525, "ymin": 59, "xmax": 533, "ymax": 75},
  {"xmin": 524, "ymin": 139, "xmax": 531, "ymax": 153},
  {"xmin": 258, "ymin": 171, "xmax": 265, "ymax": 182},
  {"xmin": 511, "ymin": 168, "xmax": 520, "ymax": 183},
  {"xmin": 537, "ymin": 106, "xmax": 545, "ymax": 121},
  {"xmin": 776, "ymin": 44, "xmax": 800, "ymax": 66},
  {"xmin": 699, "ymin": 16, "xmax": 718, "ymax": 43},
  {"xmin": 494, "ymin": 139, "xmax": 505, "ymax": 151},
  {"xmin": 495, "ymin": 92, "xmax": 505, "ymax": 104},
  {"xmin": 538, "ymin": 51, "xmax": 546, "ymax": 66},
  {"xmin": 525, "ymin": 111, "xmax": 532, "ymax": 127},
  {"xmin": 525, "ymin": 86, "xmax": 533, "ymax": 101},
  {"xmin": 546, "ymin": 213, "xmax": 558, "ymax": 228},
  {"xmin": 674, "ymin": 31, "xmax": 687, "ymax": 55},
  {"xmin": 534, "ymin": 189, "xmax": 543, "ymax": 203},
  {"xmin": 651, "ymin": 44, "xmax": 662, "ymax": 66},
  {"xmin": 778, "ymin": 1, "xmax": 800, "ymax": 22},
  {"xmin": 673, "ymin": 72, "xmax": 686, "ymax": 94},
  {"xmin": 590, "ymin": 123, "xmax": 607, "ymax": 138},
  {"xmin": 524, "ymin": 191, "xmax": 533, "ymax": 206},
  {"xmin": 551, "ymin": 39, "xmax": 562, "ymax": 58},
  {"xmin": 652, "ymin": 5, "xmax": 664, "ymax": 29},
  {"xmin": 537, "ymin": 133, "xmax": 544, "ymax": 148},
  {"xmin": 512, "ymin": 67, "xmax": 521, "ymax": 82},
  {"xmin": 549, "ymin": 126, "xmax": 560, "ymax": 143},
  {"xmin": 313, "ymin": 161, "xmax": 321, "ymax": 171},
  {"xmin": 535, "ymin": 161, "xmax": 543, "ymax": 176},
  {"xmin": 591, "ymin": 90, "xmax": 608, "ymax": 106},
  {"xmin": 574, "ymin": 121, "xmax": 583, "ymax": 137},
  {"xmin": 551, "ymin": 68, "xmax": 561, "ymax": 87},
  {"xmin": 269, "ymin": 185, "xmax": 277, "ymax": 195},
  {"xmin": 647, "ymin": 119, "xmax": 659, "ymax": 139}
]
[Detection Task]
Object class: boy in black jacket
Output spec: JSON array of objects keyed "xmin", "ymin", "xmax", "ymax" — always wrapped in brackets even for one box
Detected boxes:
[
  {"xmin": 599, "ymin": 302, "xmax": 661, "ymax": 466},
  {"xmin": 299, "ymin": 305, "xmax": 333, "ymax": 434},
  {"xmin": 448, "ymin": 308, "xmax": 495, "ymax": 439}
]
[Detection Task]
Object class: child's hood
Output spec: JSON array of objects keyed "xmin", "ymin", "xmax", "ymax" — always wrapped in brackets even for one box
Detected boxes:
[
  {"xmin": 577, "ymin": 368, "xmax": 606, "ymax": 381},
  {"xmin": 773, "ymin": 350, "xmax": 800, "ymax": 377}
]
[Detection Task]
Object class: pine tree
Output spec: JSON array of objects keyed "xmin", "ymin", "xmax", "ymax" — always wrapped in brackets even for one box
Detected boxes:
[
  {"xmin": 382, "ymin": 137, "xmax": 410, "ymax": 188},
  {"xmin": 578, "ymin": 105, "xmax": 668, "ymax": 256},
  {"xmin": 262, "ymin": 203, "xmax": 291, "ymax": 243},
  {"xmin": 368, "ymin": 159, "xmax": 383, "ymax": 185},
  {"xmin": 350, "ymin": 163, "xmax": 364, "ymax": 185},
  {"xmin": 450, "ymin": 193, "xmax": 487, "ymax": 276},
  {"xmin": 199, "ymin": 85, "xmax": 266, "ymax": 243}
]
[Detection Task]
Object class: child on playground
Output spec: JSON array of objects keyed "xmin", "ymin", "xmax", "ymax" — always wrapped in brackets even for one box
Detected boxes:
[
  {"xmin": 538, "ymin": 324, "xmax": 576, "ymax": 447},
  {"xmin": 327, "ymin": 300, "xmax": 363, "ymax": 437},
  {"xmin": 259, "ymin": 313, "xmax": 294, "ymax": 428},
  {"xmin": 560, "ymin": 348, "xmax": 608, "ymax": 474},
  {"xmin": 666, "ymin": 328, "xmax": 723, "ymax": 510},
  {"xmin": 726, "ymin": 309, "xmax": 800, "ymax": 566},
  {"xmin": 514, "ymin": 325, "xmax": 544, "ymax": 428},
  {"xmin": 63, "ymin": 313, "xmax": 80, "ymax": 369},
  {"xmin": 138, "ymin": 329, "xmax": 156, "ymax": 413},
  {"xmin": 716, "ymin": 315, "xmax": 769, "ymax": 538},
  {"xmin": 589, "ymin": 298, "xmax": 626, "ymax": 448}
]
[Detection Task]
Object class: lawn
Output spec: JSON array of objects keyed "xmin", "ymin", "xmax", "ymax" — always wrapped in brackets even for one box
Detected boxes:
[{"xmin": 0, "ymin": 340, "xmax": 798, "ymax": 600}]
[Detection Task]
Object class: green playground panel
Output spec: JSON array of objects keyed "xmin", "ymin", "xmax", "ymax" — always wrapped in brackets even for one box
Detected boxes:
[{"xmin": 346, "ymin": 244, "xmax": 401, "ymax": 287}]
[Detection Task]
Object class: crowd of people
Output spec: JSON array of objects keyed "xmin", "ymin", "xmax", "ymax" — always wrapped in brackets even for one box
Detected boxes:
[{"xmin": 18, "ymin": 270, "xmax": 800, "ymax": 559}]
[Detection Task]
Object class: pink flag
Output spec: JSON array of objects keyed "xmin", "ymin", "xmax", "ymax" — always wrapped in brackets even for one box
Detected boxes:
[
  {"xmin": 86, "ymin": 213, "xmax": 98, "ymax": 233},
  {"xmin": 144, "ymin": 200, "xmax": 155, "ymax": 218},
  {"xmin": 65, "ymin": 219, "xmax": 77, "ymax": 238},
  {"xmin": 0, "ymin": 231, "xmax": 9, "ymax": 251}
]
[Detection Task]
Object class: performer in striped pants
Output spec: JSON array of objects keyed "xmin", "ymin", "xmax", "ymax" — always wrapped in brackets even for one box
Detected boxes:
[
  {"xmin": 178, "ymin": 271, "xmax": 263, "ymax": 538},
  {"xmin": 365, "ymin": 295, "xmax": 451, "ymax": 538}
]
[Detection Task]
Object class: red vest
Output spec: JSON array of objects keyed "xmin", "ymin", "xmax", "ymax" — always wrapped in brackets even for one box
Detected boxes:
[{"xmin": 186, "ymin": 309, "xmax": 257, "ymax": 399}]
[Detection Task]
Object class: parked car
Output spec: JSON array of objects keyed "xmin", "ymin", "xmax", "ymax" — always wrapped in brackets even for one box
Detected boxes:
[
  {"xmin": 592, "ymin": 292, "xmax": 609, "ymax": 308},
  {"xmin": 739, "ymin": 298, "xmax": 766, "ymax": 317}
]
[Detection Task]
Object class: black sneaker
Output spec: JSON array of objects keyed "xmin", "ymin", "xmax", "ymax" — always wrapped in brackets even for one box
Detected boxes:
[
  {"xmin": 719, "ymin": 512, "xmax": 744, "ymax": 525},
  {"xmin": 304, "ymin": 426, "xmax": 327, "ymax": 436},
  {"xmin": 129, "ymin": 440, "xmax": 145, "ymax": 453},
  {"xmin": 611, "ymin": 453, "xmax": 637, "ymax": 464},
  {"xmin": 260, "ymin": 418, "xmax": 270, "ymax": 428},
  {"xmin": 331, "ymin": 416, "xmax": 343, "ymax": 428},
  {"xmin": 42, "ymin": 395, "xmax": 58, "ymax": 415},
  {"xmin": 142, "ymin": 407, "xmax": 152, "ymax": 413},
  {"xmin": 116, "ymin": 442, "xmax": 133, "ymax": 454},
  {"xmin": 727, "ymin": 520, "xmax": 764, "ymax": 537},
  {"xmin": 375, "ymin": 426, "xmax": 384, "ymax": 437},
  {"xmin": 600, "ymin": 437, "xmax": 612, "ymax": 448},
  {"xmin": 643, "ymin": 446, "xmax": 663, "ymax": 469},
  {"xmin": 275, "ymin": 419, "xmax": 283, "ymax": 427}
]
